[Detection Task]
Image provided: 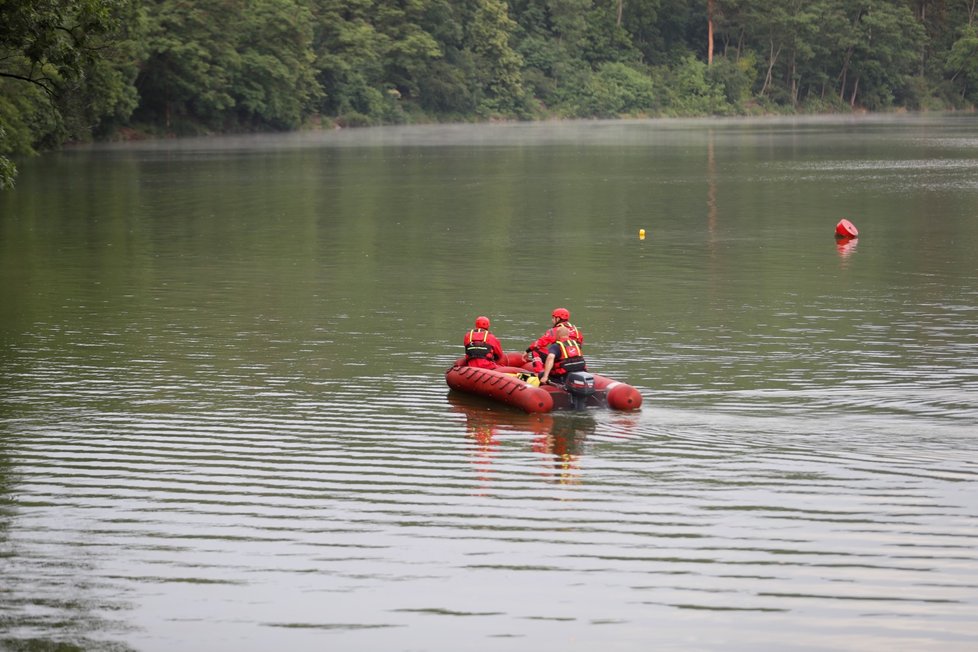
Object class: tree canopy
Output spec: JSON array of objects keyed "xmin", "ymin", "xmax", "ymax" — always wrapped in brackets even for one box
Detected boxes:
[{"xmin": 3, "ymin": 0, "xmax": 978, "ymax": 187}]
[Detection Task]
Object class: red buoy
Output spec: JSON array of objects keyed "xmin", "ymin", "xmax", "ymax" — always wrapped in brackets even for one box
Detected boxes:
[{"xmin": 835, "ymin": 219, "xmax": 858, "ymax": 238}]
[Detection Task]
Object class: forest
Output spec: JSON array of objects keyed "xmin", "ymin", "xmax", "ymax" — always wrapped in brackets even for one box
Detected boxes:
[{"xmin": 2, "ymin": 0, "xmax": 978, "ymax": 188}]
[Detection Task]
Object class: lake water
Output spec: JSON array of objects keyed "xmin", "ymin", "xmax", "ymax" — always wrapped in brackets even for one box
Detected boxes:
[{"xmin": 1, "ymin": 115, "xmax": 977, "ymax": 651}]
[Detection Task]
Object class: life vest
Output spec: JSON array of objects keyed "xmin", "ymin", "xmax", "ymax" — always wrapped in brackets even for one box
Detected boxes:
[
  {"xmin": 465, "ymin": 329, "xmax": 495, "ymax": 359},
  {"xmin": 530, "ymin": 322, "xmax": 583, "ymax": 356},
  {"xmin": 561, "ymin": 322, "xmax": 582, "ymax": 343},
  {"xmin": 553, "ymin": 339, "xmax": 586, "ymax": 374}
]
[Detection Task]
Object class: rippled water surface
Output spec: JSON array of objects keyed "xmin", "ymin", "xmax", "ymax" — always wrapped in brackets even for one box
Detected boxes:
[{"xmin": 2, "ymin": 116, "xmax": 977, "ymax": 651}]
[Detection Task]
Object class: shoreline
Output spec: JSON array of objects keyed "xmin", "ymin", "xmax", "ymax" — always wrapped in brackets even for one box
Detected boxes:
[{"xmin": 71, "ymin": 109, "xmax": 978, "ymax": 151}]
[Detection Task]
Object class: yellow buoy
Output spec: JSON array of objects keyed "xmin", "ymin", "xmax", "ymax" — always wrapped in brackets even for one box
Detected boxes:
[{"xmin": 639, "ymin": 228, "xmax": 646, "ymax": 240}]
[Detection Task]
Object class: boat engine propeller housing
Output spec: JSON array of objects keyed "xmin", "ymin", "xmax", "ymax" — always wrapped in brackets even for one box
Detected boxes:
[{"xmin": 564, "ymin": 372, "xmax": 596, "ymax": 410}]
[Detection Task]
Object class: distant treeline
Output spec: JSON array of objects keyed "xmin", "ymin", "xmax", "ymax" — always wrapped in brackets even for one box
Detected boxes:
[{"xmin": 3, "ymin": 0, "xmax": 978, "ymax": 187}]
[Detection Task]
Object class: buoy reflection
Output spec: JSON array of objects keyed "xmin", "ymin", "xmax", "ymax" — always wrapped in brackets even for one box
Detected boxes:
[{"xmin": 836, "ymin": 236, "xmax": 858, "ymax": 259}]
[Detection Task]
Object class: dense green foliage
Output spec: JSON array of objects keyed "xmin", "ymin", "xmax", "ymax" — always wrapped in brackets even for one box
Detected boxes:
[{"xmin": 3, "ymin": 0, "xmax": 978, "ymax": 186}]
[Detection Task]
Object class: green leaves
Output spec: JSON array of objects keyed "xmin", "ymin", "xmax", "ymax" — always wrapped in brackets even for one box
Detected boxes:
[
  {"xmin": 0, "ymin": 0, "xmax": 140, "ymax": 184},
  {"xmin": 135, "ymin": 0, "xmax": 321, "ymax": 130},
  {"xmin": 0, "ymin": 126, "xmax": 18, "ymax": 190},
  {"xmin": 469, "ymin": 0, "xmax": 526, "ymax": 114},
  {"xmin": 946, "ymin": 25, "xmax": 978, "ymax": 103},
  {"xmin": 576, "ymin": 62, "xmax": 656, "ymax": 118}
]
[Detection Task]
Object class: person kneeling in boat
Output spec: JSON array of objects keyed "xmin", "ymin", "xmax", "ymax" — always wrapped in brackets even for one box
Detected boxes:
[
  {"xmin": 539, "ymin": 326, "xmax": 586, "ymax": 385},
  {"xmin": 525, "ymin": 307, "xmax": 584, "ymax": 373},
  {"xmin": 463, "ymin": 316, "xmax": 505, "ymax": 369}
]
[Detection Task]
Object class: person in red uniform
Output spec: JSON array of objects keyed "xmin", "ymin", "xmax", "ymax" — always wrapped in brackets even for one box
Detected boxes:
[
  {"xmin": 525, "ymin": 307, "xmax": 583, "ymax": 373},
  {"xmin": 463, "ymin": 316, "xmax": 505, "ymax": 369},
  {"xmin": 539, "ymin": 326, "xmax": 587, "ymax": 385}
]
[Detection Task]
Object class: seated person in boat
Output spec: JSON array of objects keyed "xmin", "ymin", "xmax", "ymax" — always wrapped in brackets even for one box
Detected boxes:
[
  {"xmin": 539, "ymin": 326, "xmax": 587, "ymax": 385},
  {"xmin": 463, "ymin": 316, "xmax": 505, "ymax": 369},
  {"xmin": 525, "ymin": 307, "xmax": 584, "ymax": 372}
]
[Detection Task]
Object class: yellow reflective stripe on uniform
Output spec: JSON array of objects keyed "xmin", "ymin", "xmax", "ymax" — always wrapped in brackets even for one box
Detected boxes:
[
  {"xmin": 556, "ymin": 340, "xmax": 582, "ymax": 358},
  {"xmin": 567, "ymin": 323, "xmax": 580, "ymax": 342}
]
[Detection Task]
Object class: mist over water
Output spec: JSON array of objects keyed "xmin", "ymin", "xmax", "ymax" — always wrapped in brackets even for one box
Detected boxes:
[{"xmin": 2, "ymin": 115, "xmax": 977, "ymax": 651}]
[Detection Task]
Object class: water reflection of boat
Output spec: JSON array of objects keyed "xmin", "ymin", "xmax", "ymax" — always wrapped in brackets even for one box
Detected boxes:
[
  {"xmin": 449, "ymin": 392, "xmax": 595, "ymax": 485},
  {"xmin": 533, "ymin": 412, "xmax": 595, "ymax": 485},
  {"xmin": 448, "ymin": 391, "xmax": 556, "ymax": 437},
  {"xmin": 445, "ymin": 353, "xmax": 642, "ymax": 413}
]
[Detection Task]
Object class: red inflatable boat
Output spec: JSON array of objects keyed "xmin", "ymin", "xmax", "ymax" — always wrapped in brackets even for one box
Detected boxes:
[{"xmin": 445, "ymin": 352, "xmax": 642, "ymax": 413}]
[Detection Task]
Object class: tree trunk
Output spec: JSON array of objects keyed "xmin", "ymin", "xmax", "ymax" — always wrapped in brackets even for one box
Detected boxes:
[
  {"xmin": 837, "ymin": 46, "xmax": 854, "ymax": 101},
  {"xmin": 849, "ymin": 76, "xmax": 860, "ymax": 108},
  {"xmin": 760, "ymin": 38, "xmax": 782, "ymax": 96},
  {"xmin": 707, "ymin": 0, "xmax": 714, "ymax": 65},
  {"xmin": 788, "ymin": 52, "xmax": 798, "ymax": 105},
  {"xmin": 617, "ymin": 0, "xmax": 624, "ymax": 27}
]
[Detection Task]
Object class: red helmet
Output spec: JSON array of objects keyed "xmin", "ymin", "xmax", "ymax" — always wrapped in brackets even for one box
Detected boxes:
[
  {"xmin": 474, "ymin": 316, "xmax": 490, "ymax": 329},
  {"xmin": 552, "ymin": 307, "xmax": 570, "ymax": 321}
]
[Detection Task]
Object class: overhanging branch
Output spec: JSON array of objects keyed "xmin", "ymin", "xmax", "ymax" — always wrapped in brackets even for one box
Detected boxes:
[{"xmin": 0, "ymin": 71, "xmax": 57, "ymax": 95}]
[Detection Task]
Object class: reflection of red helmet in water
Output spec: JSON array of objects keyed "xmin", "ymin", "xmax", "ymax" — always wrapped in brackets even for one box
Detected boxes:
[
  {"xmin": 552, "ymin": 308, "xmax": 570, "ymax": 321},
  {"xmin": 474, "ymin": 316, "xmax": 491, "ymax": 329}
]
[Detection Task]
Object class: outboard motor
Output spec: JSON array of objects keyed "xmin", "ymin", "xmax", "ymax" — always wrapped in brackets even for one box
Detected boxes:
[{"xmin": 563, "ymin": 371, "xmax": 595, "ymax": 410}]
